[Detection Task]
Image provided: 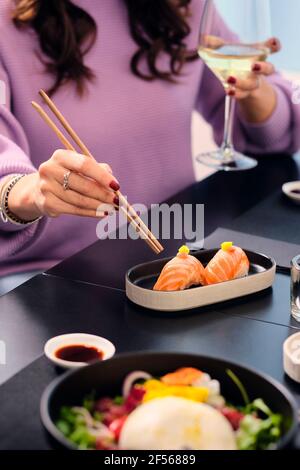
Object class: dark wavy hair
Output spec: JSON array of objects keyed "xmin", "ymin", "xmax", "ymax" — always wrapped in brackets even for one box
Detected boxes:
[{"xmin": 12, "ymin": 0, "xmax": 197, "ymax": 96}]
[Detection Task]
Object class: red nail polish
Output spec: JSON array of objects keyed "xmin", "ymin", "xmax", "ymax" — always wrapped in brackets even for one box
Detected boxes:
[
  {"xmin": 271, "ymin": 39, "xmax": 278, "ymax": 47},
  {"xmin": 227, "ymin": 76, "xmax": 236, "ymax": 85},
  {"xmin": 228, "ymin": 89, "xmax": 235, "ymax": 97},
  {"xmin": 113, "ymin": 196, "xmax": 119, "ymax": 206},
  {"xmin": 252, "ymin": 63, "xmax": 261, "ymax": 72},
  {"xmin": 110, "ymin": 181, "xmax": 120, "ymax": 191}
]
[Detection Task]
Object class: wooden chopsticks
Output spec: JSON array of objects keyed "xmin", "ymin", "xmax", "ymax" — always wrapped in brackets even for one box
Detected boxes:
[{"xmin": 31, "ymin": 90, "xmax": 164, "ymax": 255}]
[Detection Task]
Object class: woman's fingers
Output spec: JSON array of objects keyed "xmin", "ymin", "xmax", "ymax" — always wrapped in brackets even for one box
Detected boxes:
[
  {"xmin": 100, "ymin": 163, "xmax": 113, "ymax": 174},
  {"xmin": 227, "ymin": 75, "xmax": 258, "ymax": 93},
  {"xmin": 252, "ymin": 61, "xmax": 275, "ymax": 76},
  {"xmin": 38, "ymin": 192, "xmax": 106, "ymax": 219},
  {"xmin": 227, "ymin": 61, "xmax": 274, "ymax": 91},
  {"xmin": 226, "ymin": 58, "xmax": 275, "ymax": 99},
  {"xmin": 203, "ymin": 34, "xmax": 225, "ymax": 49},
  {"xmin": 42, "ymin": 178, "xmax": 114, "ymax": 213},
  {"xmin": 51, "ymin": 150, "xmax": 120, "ymax": 191},
  {"xmin": 265, "ymin": 37, "xmax": 281, "ymax": 54},
  {"xmin": 227, "ymin": 87, "xmax": 250, "ymax": 100},
  {"xmin": 37, "ymin": 150, "xmax": 120, "ymax": 219},
  {"xmin": 226, "ymin": 75, "xmax": 260, "ymax": 100},
  {"xmin": 49, "ymin": 165, "xmax": 117, "ymax": 205},
  {"xmin": 224, "ymin": 35, "xmax": 279, "ymax": 100},
  {"xmin": 64, "ymin": 172, "xmax": 116, "ymax": 206}
]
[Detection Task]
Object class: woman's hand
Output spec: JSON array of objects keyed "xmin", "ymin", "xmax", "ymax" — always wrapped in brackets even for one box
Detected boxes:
[
  {"xmin": 226, "ymin": 38, "xmax": 281, "ymax": 123},
  {"xmin": 7, "ymin": 150, "xmax": 120, "ymax": 222}
]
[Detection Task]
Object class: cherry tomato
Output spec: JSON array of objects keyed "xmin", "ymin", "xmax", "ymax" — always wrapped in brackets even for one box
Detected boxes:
[{"xmin": 221, "ymin": 407, "xmax": 245, "ymax": 430}]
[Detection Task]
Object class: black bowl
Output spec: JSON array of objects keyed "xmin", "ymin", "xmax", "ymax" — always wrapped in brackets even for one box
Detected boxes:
[{"xmin": 40, "ymin": 352, "xmax": 298, "ymax": 450}]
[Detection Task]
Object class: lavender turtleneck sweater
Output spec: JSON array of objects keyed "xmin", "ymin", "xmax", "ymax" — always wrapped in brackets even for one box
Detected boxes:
[{"xmin": 0, "ymin": 0, "xmax": 299, "ymax": 277}]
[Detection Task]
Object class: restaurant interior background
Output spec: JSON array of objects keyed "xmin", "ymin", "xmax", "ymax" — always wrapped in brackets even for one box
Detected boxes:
[{"xmin": 193, "ymin": 0, "xmax": 300, "ymax": 179}]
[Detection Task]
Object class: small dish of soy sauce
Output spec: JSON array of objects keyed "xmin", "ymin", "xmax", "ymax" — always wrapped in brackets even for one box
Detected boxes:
[
  {"xmin": 44, "ymin": 333, "xmax": 115, "ymax": 370},
  {"xmin": 282, "ymin": 181, "xmax": 300, "ymax": 205}
]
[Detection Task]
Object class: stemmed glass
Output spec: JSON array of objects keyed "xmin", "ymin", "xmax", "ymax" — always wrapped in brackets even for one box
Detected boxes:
[{"xmin": 197, "ymin": 0, "xmax": 272, "ymax": 171}]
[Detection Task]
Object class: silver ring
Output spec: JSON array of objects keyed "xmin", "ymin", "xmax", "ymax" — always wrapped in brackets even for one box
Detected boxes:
[{"xmin": 63, "ymin": 171, "xmax": 71, "ymax": 191}]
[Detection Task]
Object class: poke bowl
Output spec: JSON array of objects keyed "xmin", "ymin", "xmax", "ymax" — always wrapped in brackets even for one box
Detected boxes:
[{"xmin": 40, "ymin": 352, "xmax": 298, "ymax": 450}]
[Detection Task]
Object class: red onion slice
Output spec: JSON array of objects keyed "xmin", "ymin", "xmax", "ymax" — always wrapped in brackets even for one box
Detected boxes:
[{"xmin": 122, "ymin": 371, "xmax": 152, "ymax": 398}]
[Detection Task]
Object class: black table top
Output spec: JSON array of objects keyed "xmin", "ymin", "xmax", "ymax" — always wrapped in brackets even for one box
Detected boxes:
[
  {"xmin": 1, "ymin": 154, "xmax": 300, "ymax": 450},
  {"xmin": 1, "ymin": 272, "xmax": 299, "ymax": 386}
]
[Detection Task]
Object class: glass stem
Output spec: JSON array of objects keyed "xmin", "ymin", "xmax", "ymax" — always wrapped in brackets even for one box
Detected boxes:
[{"xmin": 221, "ymin": 94, "xmax": 236, "ymax": 161}]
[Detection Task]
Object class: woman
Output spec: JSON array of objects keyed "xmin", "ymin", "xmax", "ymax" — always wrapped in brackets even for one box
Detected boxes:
[{"xmin": 0, "ymin": 0, "xmax": 299, "ymax": 293}]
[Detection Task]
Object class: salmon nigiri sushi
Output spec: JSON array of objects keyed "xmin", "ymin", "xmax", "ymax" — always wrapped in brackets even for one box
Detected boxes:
[
  {"xmin": 205, "ymin": 242, "xmax": 250, "ymax": 285},
  {"xmin": 153, "ymin": 246, "xmax": 206, "ymax": 292}
]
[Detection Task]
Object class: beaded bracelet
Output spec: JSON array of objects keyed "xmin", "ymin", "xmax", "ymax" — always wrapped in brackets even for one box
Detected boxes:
[{"xmin": 0, "ymin": 174, "xmax": 42, "ymax": 226}]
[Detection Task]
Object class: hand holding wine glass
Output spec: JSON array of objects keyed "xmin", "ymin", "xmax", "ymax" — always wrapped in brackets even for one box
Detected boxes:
[{"xmin": 197, "ymin": 0, "xmax": 278, "ymax": 171}]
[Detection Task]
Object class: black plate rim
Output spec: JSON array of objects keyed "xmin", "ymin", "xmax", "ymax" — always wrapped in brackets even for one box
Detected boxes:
[
  {"xmin": 40, "ymin": 351, "xmax": 298, "ymax": 451},
  {"xmin": 126, "ymin": 249, "xmax": 277, "ymax": 294}
]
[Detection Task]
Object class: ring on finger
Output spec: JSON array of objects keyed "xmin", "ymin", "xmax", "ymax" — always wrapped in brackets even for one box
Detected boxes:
[{"xmin": 63, "ymin": 171, "xmax": 71, "ymax": 191}]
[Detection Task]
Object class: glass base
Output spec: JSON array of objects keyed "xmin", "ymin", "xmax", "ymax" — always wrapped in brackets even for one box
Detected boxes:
[{"xmin": 196, "ymin": 149, "xmax": 258, "ymax": 172}]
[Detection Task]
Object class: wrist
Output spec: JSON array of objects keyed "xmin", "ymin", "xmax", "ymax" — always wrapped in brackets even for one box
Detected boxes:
[{"xmin": 7, "ymin": 173, "xmax": 42, "ymax": 221}]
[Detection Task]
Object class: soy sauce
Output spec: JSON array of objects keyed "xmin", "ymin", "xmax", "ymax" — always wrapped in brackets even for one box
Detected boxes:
[{"xmin": 55, "ymin": 344, "xmax": 103, "ymax": 363}]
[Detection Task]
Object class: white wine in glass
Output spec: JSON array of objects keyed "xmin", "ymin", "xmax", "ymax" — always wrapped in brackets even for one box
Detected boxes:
[
  {"xmin": 197, "ymin": 0, "xmax": 272, "ymax": 171},
  {"xmin": 199, "ymin": 44, "xmax": 269, "ymax": 88}
]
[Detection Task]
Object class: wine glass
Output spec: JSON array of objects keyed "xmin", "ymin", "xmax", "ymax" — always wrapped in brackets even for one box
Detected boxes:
[{"xmin": 197, "ymin": 0, "xmax": 272, "ymax": 171}]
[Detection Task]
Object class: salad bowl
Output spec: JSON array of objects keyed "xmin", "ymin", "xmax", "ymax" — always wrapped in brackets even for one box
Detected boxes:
[{"xmin": 40, "ymin": 352, "xmax": 298, "ymax": 450}]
